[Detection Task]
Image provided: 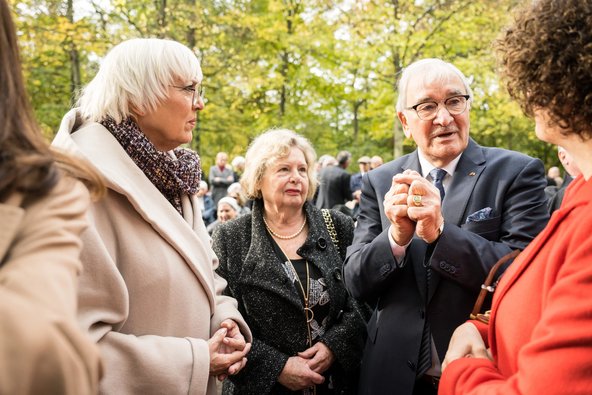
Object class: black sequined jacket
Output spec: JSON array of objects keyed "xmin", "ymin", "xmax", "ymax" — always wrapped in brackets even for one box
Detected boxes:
[{"xmin": 213, "ymin": 200, "xmax": 367, "ymax": 395}]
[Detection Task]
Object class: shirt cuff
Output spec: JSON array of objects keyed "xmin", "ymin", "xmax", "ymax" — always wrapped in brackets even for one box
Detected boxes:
[{"xmin": 388, "ymin": 225, "xmax": 411, "ymax": 267}]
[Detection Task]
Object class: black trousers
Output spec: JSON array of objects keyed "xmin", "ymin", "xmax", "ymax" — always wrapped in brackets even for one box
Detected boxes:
[{"xmin": 412, "ymin": 376, "xmax": 439, "ymax": 395}]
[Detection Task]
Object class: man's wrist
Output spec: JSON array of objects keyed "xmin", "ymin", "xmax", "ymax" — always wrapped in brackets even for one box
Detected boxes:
[{"xmin": 430, "ymin": 221, "xmax": 444, "ymax": 244}]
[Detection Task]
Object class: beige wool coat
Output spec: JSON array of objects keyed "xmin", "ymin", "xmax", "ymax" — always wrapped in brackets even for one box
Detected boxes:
[
  {"xmin": 0, "ymin": 177, "xmax": 102, "ymax": 395},
  {"xmin": 53, "ymin": 110, "xmax": 251, "ymax": 395}
]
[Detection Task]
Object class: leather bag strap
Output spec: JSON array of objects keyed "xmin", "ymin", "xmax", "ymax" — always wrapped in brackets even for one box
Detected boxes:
[{"xmin": 470, "ymin": 249, "xmax": 520, "ymax": 324}]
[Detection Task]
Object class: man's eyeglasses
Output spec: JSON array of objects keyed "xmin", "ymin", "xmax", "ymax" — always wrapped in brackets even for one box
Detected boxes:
[
  {"xmin": 406, "ymin": 94, "xmax": 470, "ymax": 121},
  {"xmin": 171, "ymin": 84, "xmax": 204, "ymax": 107}
]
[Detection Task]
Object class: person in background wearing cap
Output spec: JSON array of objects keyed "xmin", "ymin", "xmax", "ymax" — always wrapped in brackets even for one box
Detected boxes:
[
  {"xmin": 349, "ymin": 156, "xmax": 371, "ymax": 219},
  {"xmin": 370, "ymin": 155, "xmax": 384, "ymax": 170},
  {"xmin": 350, "ymin": 156, "xmax": 371, "ymax": 196}
]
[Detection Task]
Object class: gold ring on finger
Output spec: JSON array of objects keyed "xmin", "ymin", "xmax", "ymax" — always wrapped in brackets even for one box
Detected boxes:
[{"xmin": 412, "ymin": 195, "xmax": 423, "ymax": 207}]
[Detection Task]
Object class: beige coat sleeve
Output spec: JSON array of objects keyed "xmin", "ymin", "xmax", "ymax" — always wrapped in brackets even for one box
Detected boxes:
[
  {"xmin": 0, "ymin": 178, "xmax": 102, "ymax": 395},
  {"xmin": 76, "ymin": 191, "xmax": 228, "ymax": 395}
]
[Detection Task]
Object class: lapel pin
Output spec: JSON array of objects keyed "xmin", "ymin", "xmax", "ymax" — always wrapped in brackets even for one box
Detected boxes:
[{"xmin": 469, "ymin": 171, "xmax": 476, "ymax": 176}]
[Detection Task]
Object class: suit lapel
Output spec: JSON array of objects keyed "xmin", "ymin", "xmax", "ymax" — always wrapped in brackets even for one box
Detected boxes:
[
  {"xmin": 443, "ymin": 139, "xmax": 486, "ymax": 226},
  {"xmin": 425, "ymin": 140, "xmax": 485, "ymax": 302},
  {"xmin": 400, "ymin": 151, "xmax": 421, "ymax": 173},
  {"xmin": 238, "ymin": 202, "xmax": 303, "ymax": 309}
]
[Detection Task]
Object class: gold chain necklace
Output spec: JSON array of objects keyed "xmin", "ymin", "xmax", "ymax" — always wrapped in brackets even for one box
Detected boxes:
[
  {"xmin": 262, "ymin": 215, "xmax": 307, "ymax": 240},
  {"xmin": 283, "ymin": 258, "xmax": 316, "ymax": 394},
  {"xmin": 276, "ymin": 245, "xmax": 314, "ymax": 334},
  {"xmin": 274, "ymin": 241, "xmax": 317, "ymax": 395}
]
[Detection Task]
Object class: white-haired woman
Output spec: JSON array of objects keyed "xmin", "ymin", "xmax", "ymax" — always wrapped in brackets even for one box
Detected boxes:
[
  {"xmin": 207, "ymin": 196, "xmax": 241, "ymax": 236},
  {"xmin": 212, "ymin": 129, "xmax": 367, "ymax": 394},
  {"xmin": 52, "ymin": 38, "xmax": 251, "ymax": 395}
]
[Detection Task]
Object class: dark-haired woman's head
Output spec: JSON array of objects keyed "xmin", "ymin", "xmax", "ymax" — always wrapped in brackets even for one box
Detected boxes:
[{"xmin": 497, "ymin": 0, "xmax": 592, "ymax": 141}]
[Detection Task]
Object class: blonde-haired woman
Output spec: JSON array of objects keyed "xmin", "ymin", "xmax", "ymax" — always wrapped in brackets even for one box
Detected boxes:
[
  {"xmin": 53, "ymin": 38, "xmax": 251, "ymax": 394},
  {"xmin": 213, "ymin": 129, "xmax": 366, "ymax": 394}
]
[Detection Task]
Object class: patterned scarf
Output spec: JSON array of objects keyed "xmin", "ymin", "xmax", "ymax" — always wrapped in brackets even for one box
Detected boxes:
[{"xmin": 101, "ymin": 117, "xmax": 201, "ymax": 215}]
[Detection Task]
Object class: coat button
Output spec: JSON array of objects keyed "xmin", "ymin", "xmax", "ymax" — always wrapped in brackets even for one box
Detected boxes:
[
  {"xmin": 439, "ymin": 261, "xmax": 447, "ymax": 269},
  {"xmin": 407, "ymin": 360, "xmax": 416, "ymax": 371},
  {"xmin": 317, "ymin": 238, "xmax": 327, "ymax": 250},
  {"xmin": 333, "ymin": 268, "xmax": 342, "ymax": 281}
]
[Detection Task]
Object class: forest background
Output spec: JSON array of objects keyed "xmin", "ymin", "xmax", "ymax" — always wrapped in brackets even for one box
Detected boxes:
[{"xmin": 13, "ymin": 0, "xmax": 560, "ymax": 173}]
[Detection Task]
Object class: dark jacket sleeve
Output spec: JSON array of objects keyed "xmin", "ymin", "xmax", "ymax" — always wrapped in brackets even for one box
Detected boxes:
[
  {"xmin": 341, "ymin": 172, "xmax": 353, "ymax": 202},
  {"xmin": 343, "ymin": 171, "xmax": 402, "ymax": 302},
  {"xmin": 429, "ymin": 157, "xmax": 549, "ymax": 290}
]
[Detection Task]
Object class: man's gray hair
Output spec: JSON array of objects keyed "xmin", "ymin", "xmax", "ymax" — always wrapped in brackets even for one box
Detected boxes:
[{"xmin": 396, "ymin": 58, "xmax": 473, "ymax": 112}]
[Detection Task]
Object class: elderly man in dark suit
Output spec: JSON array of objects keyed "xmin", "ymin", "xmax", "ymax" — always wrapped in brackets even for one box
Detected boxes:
[
  {"xmin": 350, "ymin": 155, "xmax": 371, "ymax": 194},
  {"xmin": 343, "ymin": 58, "xmax": 549, "ymax": 395}
]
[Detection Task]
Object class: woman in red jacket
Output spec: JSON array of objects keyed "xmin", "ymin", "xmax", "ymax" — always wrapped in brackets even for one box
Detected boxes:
[{"xmin": 439, "ymin": 1, "xmax": 592, "ymax": 394}]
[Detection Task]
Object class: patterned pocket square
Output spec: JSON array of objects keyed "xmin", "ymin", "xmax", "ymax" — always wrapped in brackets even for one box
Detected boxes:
[{"xmin": 465, "ymin": 207, "xmax": 493, "ymax": 223}]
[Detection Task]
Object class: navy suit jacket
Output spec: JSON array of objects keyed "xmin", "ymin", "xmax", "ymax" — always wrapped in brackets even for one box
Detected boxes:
[
  {"xmin": 350, "ymin": 172, "xmax": 364, "ymax": 192},
  {"xmin": 343, "ymin": 139, "xmax": 549, "ymax": 395}
]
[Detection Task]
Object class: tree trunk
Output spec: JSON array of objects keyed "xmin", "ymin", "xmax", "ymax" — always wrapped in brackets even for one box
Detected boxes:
[
  {"xmin": 156, "ymin": 0, "xmax": 167, "ymax": 38},
  {"xmin": 67, "ymin": 0, "xmax": 80, "ymax": 106},
  {"xmin": 391, "ymin": 0, "xmax": 404, "ymax": 159},
  {"xmin": 185, "ymin": 0, "xmax": 199, "ymax": 152}
]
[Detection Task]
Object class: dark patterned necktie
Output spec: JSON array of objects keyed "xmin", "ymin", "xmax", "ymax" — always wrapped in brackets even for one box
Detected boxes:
[
  {"xmin": 417, "ymin": 265, "xmax": 432, "ymax": 377},
  {"xmin": 430, "ymin": 168, "xmax": 447, "ymax": 201},
  {"xmin": 417, "ymin": 168, "xmax": 447, "ymax": 378},
  {"xmin": 417, "ymin": 313, "xmax": 432, "ymax": 377}
]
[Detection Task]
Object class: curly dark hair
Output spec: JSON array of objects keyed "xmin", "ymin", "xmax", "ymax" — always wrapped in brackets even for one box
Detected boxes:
[{"xmin": 496, "ymin": 0, "xmax": 592, "ymax": 140}]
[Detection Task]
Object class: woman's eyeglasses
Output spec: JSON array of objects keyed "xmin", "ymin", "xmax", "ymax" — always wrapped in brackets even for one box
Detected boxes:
[{"xmin": 171, "ymin": 84, "xmax": 204, "ymax": 107}]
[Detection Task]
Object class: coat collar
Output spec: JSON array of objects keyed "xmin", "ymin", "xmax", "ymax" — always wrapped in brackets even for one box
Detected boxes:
[
  {"xmin": 53, "ymin": 109, "xmax": 216, "ymax": 309},
  {"xmin": 238, "ymin": 200, "xmax": 343, "ymax": 311},
  {"xmin": 238, "ymin": 199, "xmax": 304, "ymax": 309},
  {"xmin": 490, "ymin": 176, "xmax": 592, "ymax": 316}
]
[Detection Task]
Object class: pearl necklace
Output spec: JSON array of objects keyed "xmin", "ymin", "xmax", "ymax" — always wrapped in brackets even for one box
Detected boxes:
[{"xmin": 262, "ymin": 215, "xmax": 307, "ymax": 240}]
